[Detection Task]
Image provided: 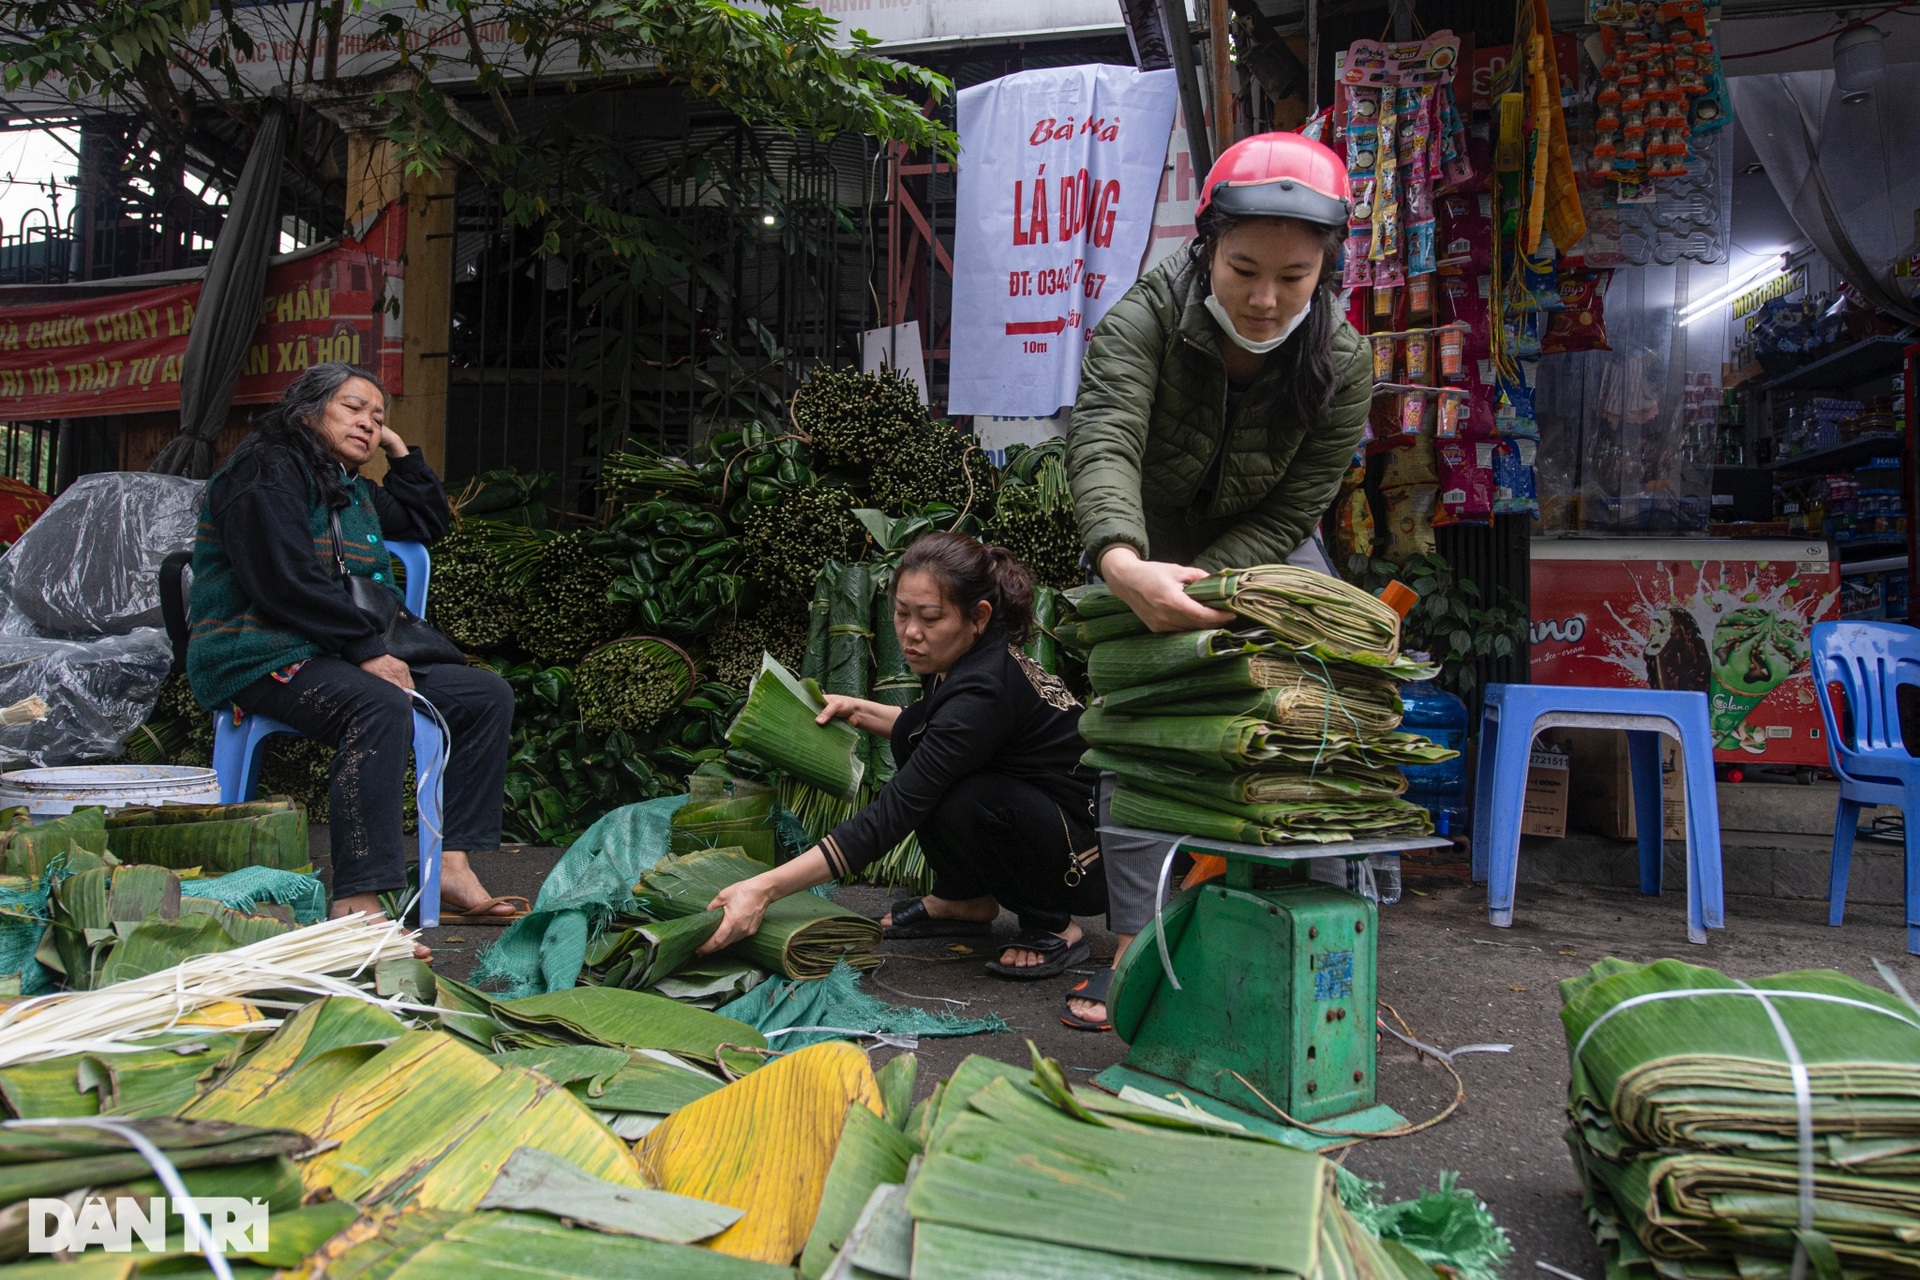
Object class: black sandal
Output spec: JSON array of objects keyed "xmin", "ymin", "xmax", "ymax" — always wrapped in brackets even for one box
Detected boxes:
[
  {"xmin": 881, "ymin": 898, "xmax": 994, "ymax": 940},
  {"xmin": 1060, "ymin": 967, "xmax": 1114, "ymax": 1032},
  {"xmin": 984, "ymin": 930, "xmax": 1090, "ymax": 981}
]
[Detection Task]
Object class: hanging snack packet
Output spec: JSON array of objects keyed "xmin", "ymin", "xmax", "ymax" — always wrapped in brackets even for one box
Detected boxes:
[
  {"xmin": 1402, "ymin": 329, "xmax": 1432, "ymax": 384},
  {"xmin": 1492, "ymin": 438, "xmax": 1540, "ymax": 516},
  {"xmin": 1398, "ymin": 389, "xmax": 1430, "ymax": 436},
  {"xmin": 1435, "ymin": 439, "xmax": 1494, "ymax": 526},
  {"xmin": 1437, "ymin": 325, "xmax": 1466, "ymax": 381},
  {"xmin": 1370, "ymin": 332, "xmax": 1398, "ymax": 381},
  {"xmin": 1373, "ymin": 87, "xmax": 1403, "ymax": 262},
  {"xmin": 1436, "ymin": 191, "xmax": 1491, "ymax": 274},
  {"xmin": 1407, "ymin": 273, "xmax": 1435, "ymax": 323},
  {"xmin": 1540, "ymin": 268, "xmax": 1613, "ymax": 354},
  {"xmin": 1382, "ymin": 483, "xmax": 1439, "ymax": 558},
  {"xmin": 1378, "ymin": 433, "xmax": 1439, "ymax": 488}
]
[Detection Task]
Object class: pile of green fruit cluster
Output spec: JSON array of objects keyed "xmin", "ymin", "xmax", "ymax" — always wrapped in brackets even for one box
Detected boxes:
[{"xmin": 130, "ymin": 368, "xmax": 1090, "ymax": 863}]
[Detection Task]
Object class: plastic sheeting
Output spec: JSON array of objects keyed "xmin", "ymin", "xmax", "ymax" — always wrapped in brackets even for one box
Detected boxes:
[
  {"xmin": 0, "ymin": 473, "xmax": 204, "ymax": 637},
  {"xmin": 1534, "ymin": 260, "xmax": 1731, "ymax": 534},
  {"xmin": 1731, "ymin": 67, "xmax": 1920, "ymax": 327},
  {"xmin": 0, "ymin": 472, "xmax": 203, "ymax": 765}
]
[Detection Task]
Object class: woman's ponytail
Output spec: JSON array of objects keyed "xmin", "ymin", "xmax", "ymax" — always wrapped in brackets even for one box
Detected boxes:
[{"xmin": 983, "ymin": 545, "xmax": 1036, "ymax": 642}]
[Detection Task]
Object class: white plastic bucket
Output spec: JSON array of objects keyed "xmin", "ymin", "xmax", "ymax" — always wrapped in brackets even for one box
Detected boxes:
[{"xmin": 0, "ymin": 765, "xmax": 222, "ymax": 819}]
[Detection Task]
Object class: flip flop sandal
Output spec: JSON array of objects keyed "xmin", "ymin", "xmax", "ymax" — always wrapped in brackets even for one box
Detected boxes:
[
  {"xmin": 434, "ymin": 895, "xmax": 532, "ymax": 926},
  {"xmin": 984, "ymin": 930, "xmax": 1090, "ymax": 981},
  {"xmin": 881, "ymin": 898, "xmax": 994, "ymax": 940},
  {"xmin": 1060, "ymin": 967, "xmax": 1114, "ymax": 1032}
]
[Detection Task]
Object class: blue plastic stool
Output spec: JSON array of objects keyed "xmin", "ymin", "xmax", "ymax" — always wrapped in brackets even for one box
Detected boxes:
[
  {"xmin": 1808, "ymin": 620, "xmax": 1920, "ymax": 955},
  {"xmin": 208, "ymin": 540, "xmax": 447, "ymax": 928},
  {"xmin": 1470, "ymin": 682, "xmax": 1725, "ymax": 944}
]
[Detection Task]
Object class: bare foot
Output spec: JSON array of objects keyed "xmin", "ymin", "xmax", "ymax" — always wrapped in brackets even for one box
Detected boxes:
[
  {"xmin": 878, "ymin": 893, "xmax": 999, "ymax": 929},
  {"xmin": 330, "ymin": 892, "xmax": 431, "ymax": 960},
  {"xmin": 1000, "ymin": 922, "xmax": 1082, "ymax": 968},
  {"xmin": 438, "ymin": 850, "xmax": 517, "ymax": 918}
]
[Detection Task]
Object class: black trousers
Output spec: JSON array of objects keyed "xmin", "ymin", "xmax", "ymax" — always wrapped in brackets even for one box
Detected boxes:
[
  {"xmin": 235, "ymin": 656, "xmax": 513, "ymax": 899},
  {"xmin": 916, "ymin": 772, "xmax": 1107, "ymax": 936}
]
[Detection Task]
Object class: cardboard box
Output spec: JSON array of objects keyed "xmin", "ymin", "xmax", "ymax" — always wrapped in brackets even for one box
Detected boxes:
[
  {"xmin": 1559, "ymin": 728, "xmax": 1686, "ymax": 841},
  {"xmin": 1521, "ymin": 749, "xmax": 1570, "ymax": 838}
]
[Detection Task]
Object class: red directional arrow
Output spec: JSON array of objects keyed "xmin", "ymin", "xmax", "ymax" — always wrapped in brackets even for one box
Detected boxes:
[{"xmin": 1005, "ymin": 317, "xmax": 1068, "ymax": 336}]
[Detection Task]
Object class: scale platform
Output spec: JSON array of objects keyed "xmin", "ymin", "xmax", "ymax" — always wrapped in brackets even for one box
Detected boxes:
[{"xmin": 1090, "ymin": 825, "xmax": 1452, "ymax": 1146}]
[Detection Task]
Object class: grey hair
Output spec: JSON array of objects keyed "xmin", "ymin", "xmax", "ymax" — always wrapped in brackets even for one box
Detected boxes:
[{"xmin": 227, "ymin": 362, "xmax": 386, "ymax": 507}]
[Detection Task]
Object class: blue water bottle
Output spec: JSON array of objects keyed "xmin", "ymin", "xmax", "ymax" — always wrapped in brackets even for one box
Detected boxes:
[{"xmin": 1398, "ymin": 655, "xmax": 1470, "ymax": 837}]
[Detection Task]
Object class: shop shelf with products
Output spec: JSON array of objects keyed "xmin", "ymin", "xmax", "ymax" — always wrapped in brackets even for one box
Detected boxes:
[{"xmin": 1745, "ymin": 339, "xmax": 1915, "ymax": 621}]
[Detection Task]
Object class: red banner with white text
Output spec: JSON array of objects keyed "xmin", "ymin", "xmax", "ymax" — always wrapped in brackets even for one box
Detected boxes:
[{"xmin": 0, "ymin": 204, "xmax": 405, "ymax": 420}]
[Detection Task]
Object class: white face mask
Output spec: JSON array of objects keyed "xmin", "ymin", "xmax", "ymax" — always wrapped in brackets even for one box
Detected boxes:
[{"xmin": 1205, "ymin": 292, "xmax": 1312, "ymax": 355}]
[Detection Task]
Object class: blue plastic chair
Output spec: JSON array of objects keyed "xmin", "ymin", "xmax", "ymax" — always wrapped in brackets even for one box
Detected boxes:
[
  {"xmin": 208, "ymin": 540, "xmax": 446, "ymax": 928},
  {"xmin": 1808, "ymin": 620, "xmax": 1920, "ymax": 955},
  {"xmin": 1471, "ymin": 682, "xmax": 1725, "ymax": 944}
]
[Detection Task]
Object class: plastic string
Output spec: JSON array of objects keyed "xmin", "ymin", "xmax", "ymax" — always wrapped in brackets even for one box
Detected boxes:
[
  {"xmin": 1151, "ymin": 834, "xmax": 1190, "ymax": 992},
  {"xmin": 761, "ymin": 1026, "xmax": 920, "ymax": 1051},
  {"xmin": 8, "ymin": 1116, "xmax": 237, "ymax": 1280},
  {"xmin": 1735, "ymin": 980, "xmax": 1816, "ymax": 1280}
]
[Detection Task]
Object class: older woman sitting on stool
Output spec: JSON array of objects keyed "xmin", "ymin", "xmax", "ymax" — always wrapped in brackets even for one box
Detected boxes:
[{"xmin": 186, "ymin": 362, "xmax": 520, "ymax": 945}]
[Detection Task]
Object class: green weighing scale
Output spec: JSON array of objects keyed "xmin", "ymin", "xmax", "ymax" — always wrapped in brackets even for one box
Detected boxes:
[{"xmin": 1094, "ymin": 824, "xmax": 1453, "ymax": 1148}]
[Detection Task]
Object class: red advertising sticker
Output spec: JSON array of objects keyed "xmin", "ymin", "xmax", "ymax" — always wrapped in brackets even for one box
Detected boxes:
[{"xmin": 1530, "ymin": 548, "xmax": 1840, "ymax": 765}]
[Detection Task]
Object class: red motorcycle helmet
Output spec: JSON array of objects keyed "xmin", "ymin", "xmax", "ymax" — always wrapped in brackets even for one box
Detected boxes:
[{"xmin": 1196, "ymin": 132, "xmax": 1351, "ymax": 227}]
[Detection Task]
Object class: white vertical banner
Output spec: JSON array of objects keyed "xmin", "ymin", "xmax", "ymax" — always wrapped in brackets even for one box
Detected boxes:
[{"xmin": 946, "ymin": 65, "xmax": 1179, "ymax": 419}]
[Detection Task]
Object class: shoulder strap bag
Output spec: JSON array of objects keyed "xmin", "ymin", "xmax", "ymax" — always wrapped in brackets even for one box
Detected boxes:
[{"xmin": 330, "ymin": 508, "xmax": 467, "ymax": 668}]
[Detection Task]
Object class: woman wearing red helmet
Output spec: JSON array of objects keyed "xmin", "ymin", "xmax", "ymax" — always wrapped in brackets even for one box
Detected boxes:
[{"xmin": 1060, "ymin": 131, "xmax": 1369, "ymax": 1030}]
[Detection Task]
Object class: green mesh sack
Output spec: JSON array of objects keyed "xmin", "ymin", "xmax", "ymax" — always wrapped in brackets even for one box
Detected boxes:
[
  {"xmin": 186, "ymin": 866, "xmax": 327, "ymax": 925},
  {"xmin": 0, "ymin": 872, "xmax": 53, "ymax": 995},
  {"xmin": 716, "ymin": 959, "xmax": 1007, "ymax": 1050},
  {"xmin": 471, "ymin": 794, "xmax": 690, "ymax": 998}
]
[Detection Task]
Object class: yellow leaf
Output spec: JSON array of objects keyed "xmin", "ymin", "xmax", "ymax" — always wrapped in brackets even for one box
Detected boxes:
[
  {"xmin": 637, "ymin": 1041, "xmax": 881, "ymax": 1264},
  {"xmin": 188, "ymin": 1006, "xmax": 646, "ymax": 1212}
]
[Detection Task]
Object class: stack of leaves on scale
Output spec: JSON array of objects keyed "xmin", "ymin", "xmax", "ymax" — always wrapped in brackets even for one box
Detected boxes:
[{"xmin": 130, "ymin": 366, "xmax": 1087, "ymax": 868}]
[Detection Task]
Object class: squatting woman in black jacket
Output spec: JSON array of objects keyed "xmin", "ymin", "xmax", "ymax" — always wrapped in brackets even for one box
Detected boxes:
[{"xmin": 702, "ymin": 532, "xmax": 1104, "ymax": 979}]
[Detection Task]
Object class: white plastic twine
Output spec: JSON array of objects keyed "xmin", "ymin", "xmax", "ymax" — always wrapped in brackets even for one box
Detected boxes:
[
  {"xmin": 1152, "ymin": 835, "xmax": 1193, "ymax": 992},
  {"xmin": 1570, "ymin": 985, "xmax": 1920, "ymax": 1280},
  {"xmin": 394, "ymin": 691, "xmax": 452, "ymax": 924},
  {"xmin": 6, "ymin": 1116, "xmax": 237, "ymax": 1280}
]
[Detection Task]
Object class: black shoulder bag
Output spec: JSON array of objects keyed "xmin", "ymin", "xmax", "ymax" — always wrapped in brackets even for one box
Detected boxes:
[{"xmin": 330, "ymin": 508, "xmax": 467, "ymax": 667}]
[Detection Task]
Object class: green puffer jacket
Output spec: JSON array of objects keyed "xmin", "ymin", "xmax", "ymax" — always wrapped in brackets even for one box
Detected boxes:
[{"xmin": 1066, "ymin": 251, "xmax": 1373, "ymax": 572}]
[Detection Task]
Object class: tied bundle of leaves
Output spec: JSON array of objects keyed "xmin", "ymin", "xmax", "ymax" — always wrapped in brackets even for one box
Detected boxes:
[
  {"xmin": 1108, "ymin": 782, "xmax": 1434, "ymax": 845},
  {"xmin": 705, "ymin": 605, "xmax": 810, "ymax": 691},
  {"xmin": 638, "ymin": 847, "xmax": 882, "ymax": 979},
  {"xmin": 869, "ymin": 421, "xmax": 994, "ymax": 518},
  {"xmin": 793, "ymin": 366, "xmax": 927, "ymax": 469},
  {"xmin": 1078, "ymin": 706, "xmax": 1458, "ymax": 771},
  {"xmin": 574, "ymin": 637, "xmax": 696, "ymax": 733},
  {"xmin": 728, "ymin": 654, "xmax": 865, "ymax": 800},
  {"xmin": 984, "ymin": 484, "xmax": 1081, "ymax": 593},
  {"xmin": 742, "ymin": 485, "xmax": 863, "ymax": 604},
  {"xmin": 1560, "ymin": 957, "xmax": 1920, "ymax": 1278},
  {"xmin": 516, "ymin": 531, "xmax": 628, "ymax": 666},
  {"xmin": 1083, "ymin": 746, "xmax": 1409, "ymax": 803},
  {"xmin": 427, "ymin": 524, "xmax": 516, "ymax": 652}
]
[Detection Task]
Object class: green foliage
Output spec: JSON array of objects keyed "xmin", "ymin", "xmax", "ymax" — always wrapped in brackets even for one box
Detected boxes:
[
  {"xmin": 0, "ymin": 2, "xmax": 953, "ymax": 265},
  {"xmin": 1346, "ymin": 552, "xmax": 1526, "ymax": 701}
]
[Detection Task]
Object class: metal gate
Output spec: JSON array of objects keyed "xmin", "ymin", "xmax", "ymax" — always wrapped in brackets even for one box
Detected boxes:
[{"xmin": 442, "ymin": 117, "xmax": 887, "ymax": 513}]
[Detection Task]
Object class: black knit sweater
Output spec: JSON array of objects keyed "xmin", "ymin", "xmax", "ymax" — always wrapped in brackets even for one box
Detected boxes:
[{"xmin": 819, "ymin": 627, "xmax": 1095, "ymax": 879}]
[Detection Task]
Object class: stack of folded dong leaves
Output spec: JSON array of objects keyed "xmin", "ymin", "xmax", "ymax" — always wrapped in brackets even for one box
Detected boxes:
[
  {"xmin": 1560, "ymin": 957, "xmax": 1920, "ymax": 1279},
  {"xmin": 1061, "ymin": 565, "xmax": 1453, "ymax": 845}
]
